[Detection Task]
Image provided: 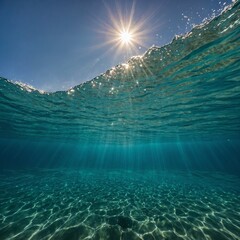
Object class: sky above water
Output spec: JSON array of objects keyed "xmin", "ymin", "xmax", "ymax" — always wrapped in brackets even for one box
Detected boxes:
[{"xmin": 0, "ymin": 0, "xmax": 233, "ymax": 91}]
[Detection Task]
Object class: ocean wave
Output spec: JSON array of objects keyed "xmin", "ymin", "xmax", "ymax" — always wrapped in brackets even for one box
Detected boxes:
[{"xmin": 0, "ymin": 0, "xmax": 239, "ymax": 143}]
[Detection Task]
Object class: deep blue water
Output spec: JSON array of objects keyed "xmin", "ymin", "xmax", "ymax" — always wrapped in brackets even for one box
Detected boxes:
[
  {"xmin": 1, "ymin": 139, "xmax": 240, "ymax": 175},
  {"xmin": 0, "ymin": 1, "xmax": 240, "ymax": 239}
]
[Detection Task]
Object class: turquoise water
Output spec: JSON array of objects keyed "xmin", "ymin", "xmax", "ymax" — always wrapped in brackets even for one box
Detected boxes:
[
  {"xmin": 0, "ymin": 1, "xmax": 240, "ymax": 239},
  {"xmin": 0, "ymin": 170, "xmax": 239, "ymax": 239}
]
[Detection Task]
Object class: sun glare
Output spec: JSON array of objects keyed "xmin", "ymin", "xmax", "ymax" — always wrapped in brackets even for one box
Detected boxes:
[
  {"xmin": 96, "ymin": 1, "xmax": 157, "ymax": 58},
  {"xmin": 119, "ymin": 31, "xmax": 133, "ymax": 44}
]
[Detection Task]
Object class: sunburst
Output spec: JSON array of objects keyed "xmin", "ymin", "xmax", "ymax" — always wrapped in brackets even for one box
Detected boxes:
[
  {"xmin": 119, "ymin": 30, "xmax": 133, "ymax": 44},
  {"xmin": 96, "ymin": 1, "xmax": 157, "ymax": 58}
]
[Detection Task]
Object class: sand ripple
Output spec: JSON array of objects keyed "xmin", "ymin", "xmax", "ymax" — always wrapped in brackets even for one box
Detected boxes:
[{"xmin": 0, "ymin": 170, "xmax": 239, "ymax": 239}]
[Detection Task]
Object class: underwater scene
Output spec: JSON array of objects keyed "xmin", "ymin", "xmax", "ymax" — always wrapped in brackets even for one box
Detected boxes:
[{"xmin": 0, "ymin": 1, "xmax": 240, "ymax": 239}]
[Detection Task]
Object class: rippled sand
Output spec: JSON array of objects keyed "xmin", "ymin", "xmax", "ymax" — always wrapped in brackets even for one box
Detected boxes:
[{"xmin": 0, "ymin": 170, "xmax": 239, "ymax": 240}]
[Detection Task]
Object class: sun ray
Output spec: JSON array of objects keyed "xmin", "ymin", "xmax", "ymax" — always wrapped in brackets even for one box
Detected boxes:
[
  {"xmin": 92, "ymin": 0, "xmax": 164, "ymax": 64},
  {"xmin": 102, "ymin": 1, "xmax": 149, "ymax": 56}
]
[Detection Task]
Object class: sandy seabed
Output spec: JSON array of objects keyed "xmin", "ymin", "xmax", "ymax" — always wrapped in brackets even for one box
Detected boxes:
[{"xmin": 0, "ymin": 169, "xmax": 239, "ymax": 240}]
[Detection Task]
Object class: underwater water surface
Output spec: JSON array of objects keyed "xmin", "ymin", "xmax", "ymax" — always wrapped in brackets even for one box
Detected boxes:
[{"xmin": 0, "ymin": 1, "xmax": 240, "ymax": 240}]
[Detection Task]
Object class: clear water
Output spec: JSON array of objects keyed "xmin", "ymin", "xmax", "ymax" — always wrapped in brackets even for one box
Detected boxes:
[
  {"xmin": 0, "ymin": 170, "xmax": 239, "ymax": 240},
  {"xmin": 0, "ymin": 1, "xmax": 240, "ymax": 240}
]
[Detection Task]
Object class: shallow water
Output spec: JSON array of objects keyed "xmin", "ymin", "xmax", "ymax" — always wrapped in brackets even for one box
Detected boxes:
[
  {"xmin": 0, "ymin": 1, "xmax": 240, "ymax": 144},
  {"xmin": 0, "ymin": 1, "xmax": 240, "ymax": 240},
  {"xmin": 0, "ymin": 170, "xmax": 240, "ymax": 240}
]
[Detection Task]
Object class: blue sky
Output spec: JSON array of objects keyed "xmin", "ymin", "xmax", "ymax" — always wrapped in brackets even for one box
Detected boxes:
[{"xmin": 0, "ymin": 0, "xmax": 232, "ymax": 91}]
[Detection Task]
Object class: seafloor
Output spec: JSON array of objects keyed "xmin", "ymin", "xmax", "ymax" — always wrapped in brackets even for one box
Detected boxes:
[{"xmin": 0, "ymin": 170, "xmax": 239, "ymax": 240}]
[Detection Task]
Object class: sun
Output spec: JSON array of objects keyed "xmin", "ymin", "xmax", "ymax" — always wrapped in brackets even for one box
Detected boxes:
[
  {"xmin": 119, "ymin": 30, "xmax": 133, "ymax": 44},
  {"xmin": 98, "ymin": 2, "xmax": 144, "ymax": 54},
  {"xmin": 96, "ymin": 1, "xmax": 157, "ymax": 57}
]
